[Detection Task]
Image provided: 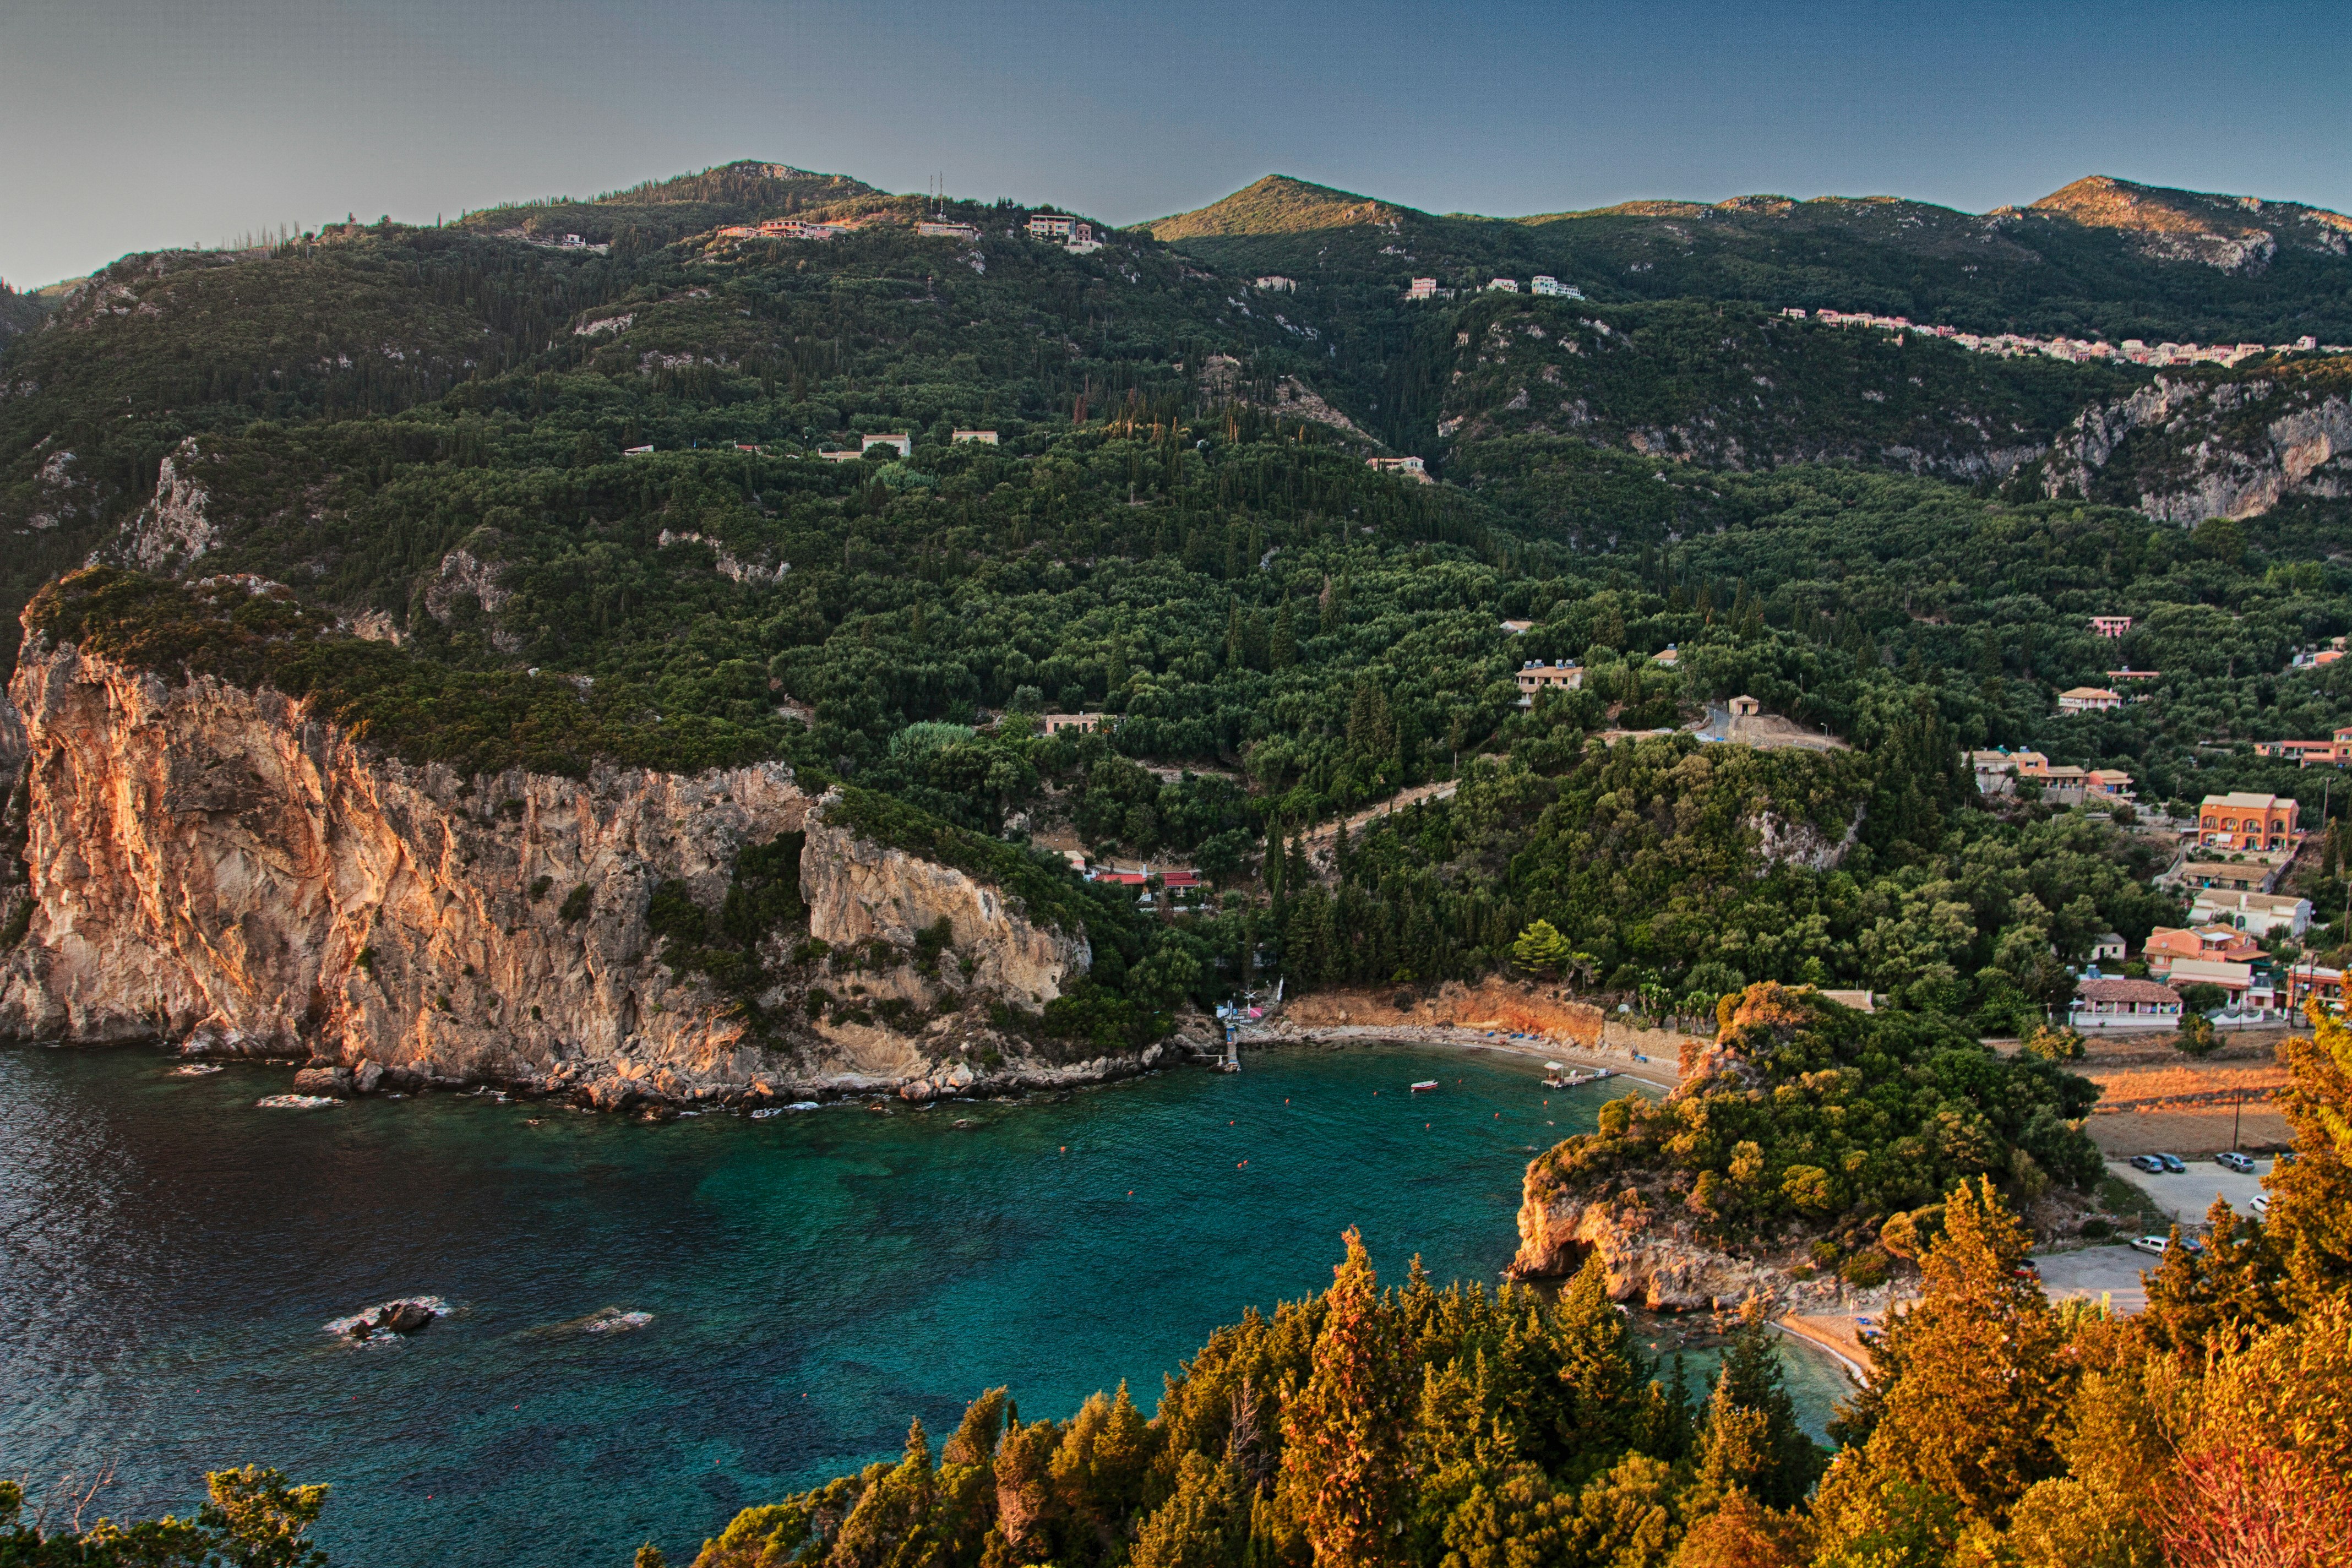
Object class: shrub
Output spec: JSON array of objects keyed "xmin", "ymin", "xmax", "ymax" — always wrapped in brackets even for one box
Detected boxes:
[
  {"xmin": 559, "ymin": 885, "xmax": 594, "ymax": 922},
  {"xmin": 1841, "ymin": 1249, "xmax": 1892, "ymax": 1288}
]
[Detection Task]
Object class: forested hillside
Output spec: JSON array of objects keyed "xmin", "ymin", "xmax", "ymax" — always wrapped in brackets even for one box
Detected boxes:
[{"xmin": 5, "ymin": 160, "xmax": 2352, "ymax": 1036}]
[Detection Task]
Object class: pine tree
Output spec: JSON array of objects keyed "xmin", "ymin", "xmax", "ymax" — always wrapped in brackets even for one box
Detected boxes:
[
  {"xmin": 1512, "ymin": 920, "xmax": 1572, "ymax": 977},
  {"xmin": 1131, "ymin": 1451, "xmax": 1248, "ymax": 1568},
  {"xmin": 1271, "ymin": 600, "xmax": 1297, "ymax": 669},
  {"xmin": 1280, "ymin": 1229, "xmax": 1412, "ymax": 1566},
  {"xmin": 1817, "ymin": 1179, "xmax": 2070, "ymax": 1540}
]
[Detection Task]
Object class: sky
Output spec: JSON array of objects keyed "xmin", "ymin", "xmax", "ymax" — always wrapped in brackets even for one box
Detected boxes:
[{"xmin": 6, "ymin": 0, "xmax": 2350, "ymax": 289}]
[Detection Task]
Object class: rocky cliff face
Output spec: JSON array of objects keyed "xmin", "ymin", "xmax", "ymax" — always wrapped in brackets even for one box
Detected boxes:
[
  {"xmin": 1506, "ymin": 1182, "xmax": 1782, "ymax": 1311},
  {"xmin": 0, "ymin": 640, "xmax": 1146, "ymax": 1105},
  {"xmin": 2040, "ymin": 371, "xmax": 2352, "ymax": 521},
  {"xmin": 801, "ymin": 808, "xmax": 1088, "ymax": 1008}
]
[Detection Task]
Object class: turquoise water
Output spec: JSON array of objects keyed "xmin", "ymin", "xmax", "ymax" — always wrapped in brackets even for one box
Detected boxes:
[{"xmin": 0, "ymin": 1041, "xmax": 1849, "ymax": 1567}]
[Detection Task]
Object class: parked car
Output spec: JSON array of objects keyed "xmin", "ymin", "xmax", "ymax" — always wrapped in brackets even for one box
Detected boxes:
[
  {"xmin": 2253, "ymin": 1195, "xmax": 2271, "ymax": 1217},
  {"xmin": 2129, "ymin": 1154, "xmax": 2167, "ymax": 1174},
  {"xmin": 2131, "ymin": 1235, "xmax": 2170, "ymax": 1257},
  {"xmin": 2156, "ymin": 1153, "xmax": 2187, "ymax": 1173},
  {"xmin": 2217, "ymin": 1151, "xmax": 2256, "ymax": 1174},
  {"xmin": 2014, "ymin": 1260, "xmax": 2041, "ymax": 1281}
]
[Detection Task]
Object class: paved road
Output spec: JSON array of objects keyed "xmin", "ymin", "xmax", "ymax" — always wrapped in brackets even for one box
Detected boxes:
[{"xmin": 2104, "ymin": 1156, "xmax": 2272, "ymax": 1226}]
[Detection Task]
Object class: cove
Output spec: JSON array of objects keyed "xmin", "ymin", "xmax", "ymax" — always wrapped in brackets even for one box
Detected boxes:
[{"xmin": 0, "ymin": 1041, "xmax": 1850, "ymax": 1568}]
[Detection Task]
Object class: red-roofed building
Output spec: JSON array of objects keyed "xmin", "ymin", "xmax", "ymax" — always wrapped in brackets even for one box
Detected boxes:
[{"xmin": 2069, "ymin": 976, "xmax": 2185, "ymax": 1030}]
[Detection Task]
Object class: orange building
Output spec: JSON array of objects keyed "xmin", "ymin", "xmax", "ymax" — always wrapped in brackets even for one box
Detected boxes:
[{"xmin": 2197, "ymin": 792, "xmax": 2299, "ymax": 850}]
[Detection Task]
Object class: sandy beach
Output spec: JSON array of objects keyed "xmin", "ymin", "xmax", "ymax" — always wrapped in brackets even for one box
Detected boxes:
[{"xmin": 1239, "ymin": 1020, "xmax": 1680, "ymax": 1092}]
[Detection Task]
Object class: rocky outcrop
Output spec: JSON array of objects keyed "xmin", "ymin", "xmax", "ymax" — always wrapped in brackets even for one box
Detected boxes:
[
  {"xmin": 112, "ymin": 437, "xmax": 216, "ymax": 573},
  {"xmin": 0, "ymin": 638, "xmax": 1153, "ymax": 1107},
  {"xmin": 802, "ymin": 802, "xmax": 1088, "ymax": 1009},
  {"xmin": 1506, "ymin": 1182, "xmax": 1781, "ymax": 1311},
  {"xmin": 2040, "ymin": 373, "xmax": 2352, "ymax": 521}
]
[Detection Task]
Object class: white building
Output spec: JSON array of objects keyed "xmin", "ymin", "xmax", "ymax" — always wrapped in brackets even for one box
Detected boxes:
[
  {"xmin": 861, "ymin": 434, "xmax": 912, "ymax": 458},
  {"xmin": 917, "ymin": 221, "xmax": 980, "ymax": 240},
  {"xmin": 2057, "ymin": 687, "xmax": 2124, "ymax": 714},
  {"xmin": 1530, "ymin": 276, "xmax": 1583, "ymax": 298},
  {"xmin": 1366, "ymin": 455, "xmax": 1429, "ymax": 482},
  {"xmin": 2189, "ymin": 888, "xmax": 2313, "ymax": 938},
  {"xmin": 952, "ymin": 429, "xmax": 999, "ymax": 445},
  {"xmin": 1026, "ymin": 214, "xmax": 1077, "ymax": 240},
  {"xmin": 1485, "ymin": 278, "xmax": 1520, "ymax": 293},
  {"xmin": 1255, "ymin": 276, "xmax": 1296, "ymax": 292}
]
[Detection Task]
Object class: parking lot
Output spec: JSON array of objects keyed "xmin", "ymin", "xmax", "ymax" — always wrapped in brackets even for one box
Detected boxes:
[
  {"xmin": 2103, "ymin": 1156, "xmax": 2272, "ymax": 1227},
  {"xmin": 2035, "ymin": 1245, "xmax": 2152, "ymax": 1316}
]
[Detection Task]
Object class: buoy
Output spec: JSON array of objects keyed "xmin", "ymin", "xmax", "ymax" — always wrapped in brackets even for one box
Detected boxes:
[{"xmin": 1238, "ymin": 1159, "xmax": 1247, "ymax": 1167}]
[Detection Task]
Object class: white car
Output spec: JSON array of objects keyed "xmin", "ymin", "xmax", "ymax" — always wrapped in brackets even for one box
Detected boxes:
[
  {"xmin": 2252, "ymin": 1195, "xmax": 2270, "ymax": 1217},
  {"xmin": 2131, "ymin": 1235, "xmax": 2170, "ymax": 1257}
]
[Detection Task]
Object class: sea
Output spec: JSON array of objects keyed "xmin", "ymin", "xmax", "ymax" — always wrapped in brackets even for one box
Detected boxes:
[{"xmin": 0, "ymin": 1039, "xmax": 1853, "ymax": 1567}]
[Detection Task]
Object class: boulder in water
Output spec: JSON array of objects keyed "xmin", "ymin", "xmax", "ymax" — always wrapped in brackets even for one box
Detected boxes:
[
  {"xmin": 353, "ymin": 1060, "xmax": 385, "ymax": 1095},
  {"xmin": 291, "ymin": 1065, "xmax": 355, "ymax": 1097},
  {"xmin": 374, "ymin": 1300, "xmax": 433, "ymax": 1335}
]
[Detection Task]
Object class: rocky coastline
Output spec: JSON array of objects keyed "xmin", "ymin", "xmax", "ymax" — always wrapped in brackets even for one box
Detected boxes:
[{"xmin": 0, "ymin": 635, "xmax": 1197, "ymax": 1110}]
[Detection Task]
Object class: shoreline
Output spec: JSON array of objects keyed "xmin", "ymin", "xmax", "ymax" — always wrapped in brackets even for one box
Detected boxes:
[
  {"xmin": 7, "ymin": 1020, "xmax": 1669, "ymax": 1114},
  {"xmin": 1772, "ymin": 1313, "xmax": 1877, "ymax": 1382}
]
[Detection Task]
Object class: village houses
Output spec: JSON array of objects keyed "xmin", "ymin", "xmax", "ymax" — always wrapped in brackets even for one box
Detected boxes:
[{"xmin": 2090, "ymin": 616, "xmax": 2133, "ymax": 638}]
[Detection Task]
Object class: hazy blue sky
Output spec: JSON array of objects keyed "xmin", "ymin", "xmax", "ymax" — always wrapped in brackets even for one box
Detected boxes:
[{"xmin": 6, "ymin": 0, "xmax": 2348, "ymax": 288}]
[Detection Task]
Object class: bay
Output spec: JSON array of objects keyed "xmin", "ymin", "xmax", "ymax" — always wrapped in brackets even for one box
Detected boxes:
[{"xmin": 0, "ymin": 1041, "xmax": 1848, "ymax": 1566}]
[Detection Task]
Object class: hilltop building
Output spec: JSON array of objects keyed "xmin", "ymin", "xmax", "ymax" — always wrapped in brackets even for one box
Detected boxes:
[
  {"xmin": 1485, "ymin": 278, "xmax": 1520, "ymax": 293},
  {"xmin": 1040, "ymin": 713, "xmax": 1113, "ymax": 736},
  {"xmin": 1530, "ymin": 276, "xmax": 1583, "ymax": 298},
  {"xmin": 2090, "ymin": 616, "xmax": 2133, "ymax": 638},
  {"xmin": 1406, "ymin": 279, "xmax": 1439, "ymax": 300},
  {"xmin": 861, "ymin": 434, "xmax": 912, "ymax": 458},
  {"xmin": 917, "ymin": 221, "xmax": 979, "ymax": 240},
  {"xmin": 953, "ymin": 429, "xmax": 999, "ymax": 445},
  {"xmin": 1026, "ymin": 214, "xmax": 1077, "ymax": 240},
  {"xmin": 1516, "ymin": 661, "xmax": 1583, "ymax": 704},
  {"xmin": 1366, "ymin": 455, "xmax": 1429, "ymax": 482},
  {"xmin": 2057, "ymin": 687, "xmax": 2122, "ymax": 714}
]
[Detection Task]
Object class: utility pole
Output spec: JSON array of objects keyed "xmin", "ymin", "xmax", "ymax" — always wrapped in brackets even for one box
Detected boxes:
[{"xmin": 2232, "ymin": 1088, "xmax": 2242, "ymax": 1152}]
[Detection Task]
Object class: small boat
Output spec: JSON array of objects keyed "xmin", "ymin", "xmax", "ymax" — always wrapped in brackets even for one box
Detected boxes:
[
  {"xmin": 750, "ymin": 1107, "xmax": 786, "ymax": 1119},
  {"xmin": 1409, "ymin": 1080, "xmax": 1439, "ymax": 1093}
]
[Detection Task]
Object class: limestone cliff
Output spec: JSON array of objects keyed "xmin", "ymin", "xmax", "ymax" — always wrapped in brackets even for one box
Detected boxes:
[
  {"xmin": 0, "ymin": 639, "xmax": 1151, "ymax": 1105},
  {"xmin": 2039, "ymin": 370, "xmax": 2352, "ymax": 522},
  {"xmin": 801, "ymin": 802, "xmax": 1089, "ymax": 1008}
]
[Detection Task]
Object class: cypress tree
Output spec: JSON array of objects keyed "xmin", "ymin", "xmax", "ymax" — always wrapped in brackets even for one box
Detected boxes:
[{"xmin": 1280, "ymin": 1230, "xmax": 1412, "ymax": 1566}]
